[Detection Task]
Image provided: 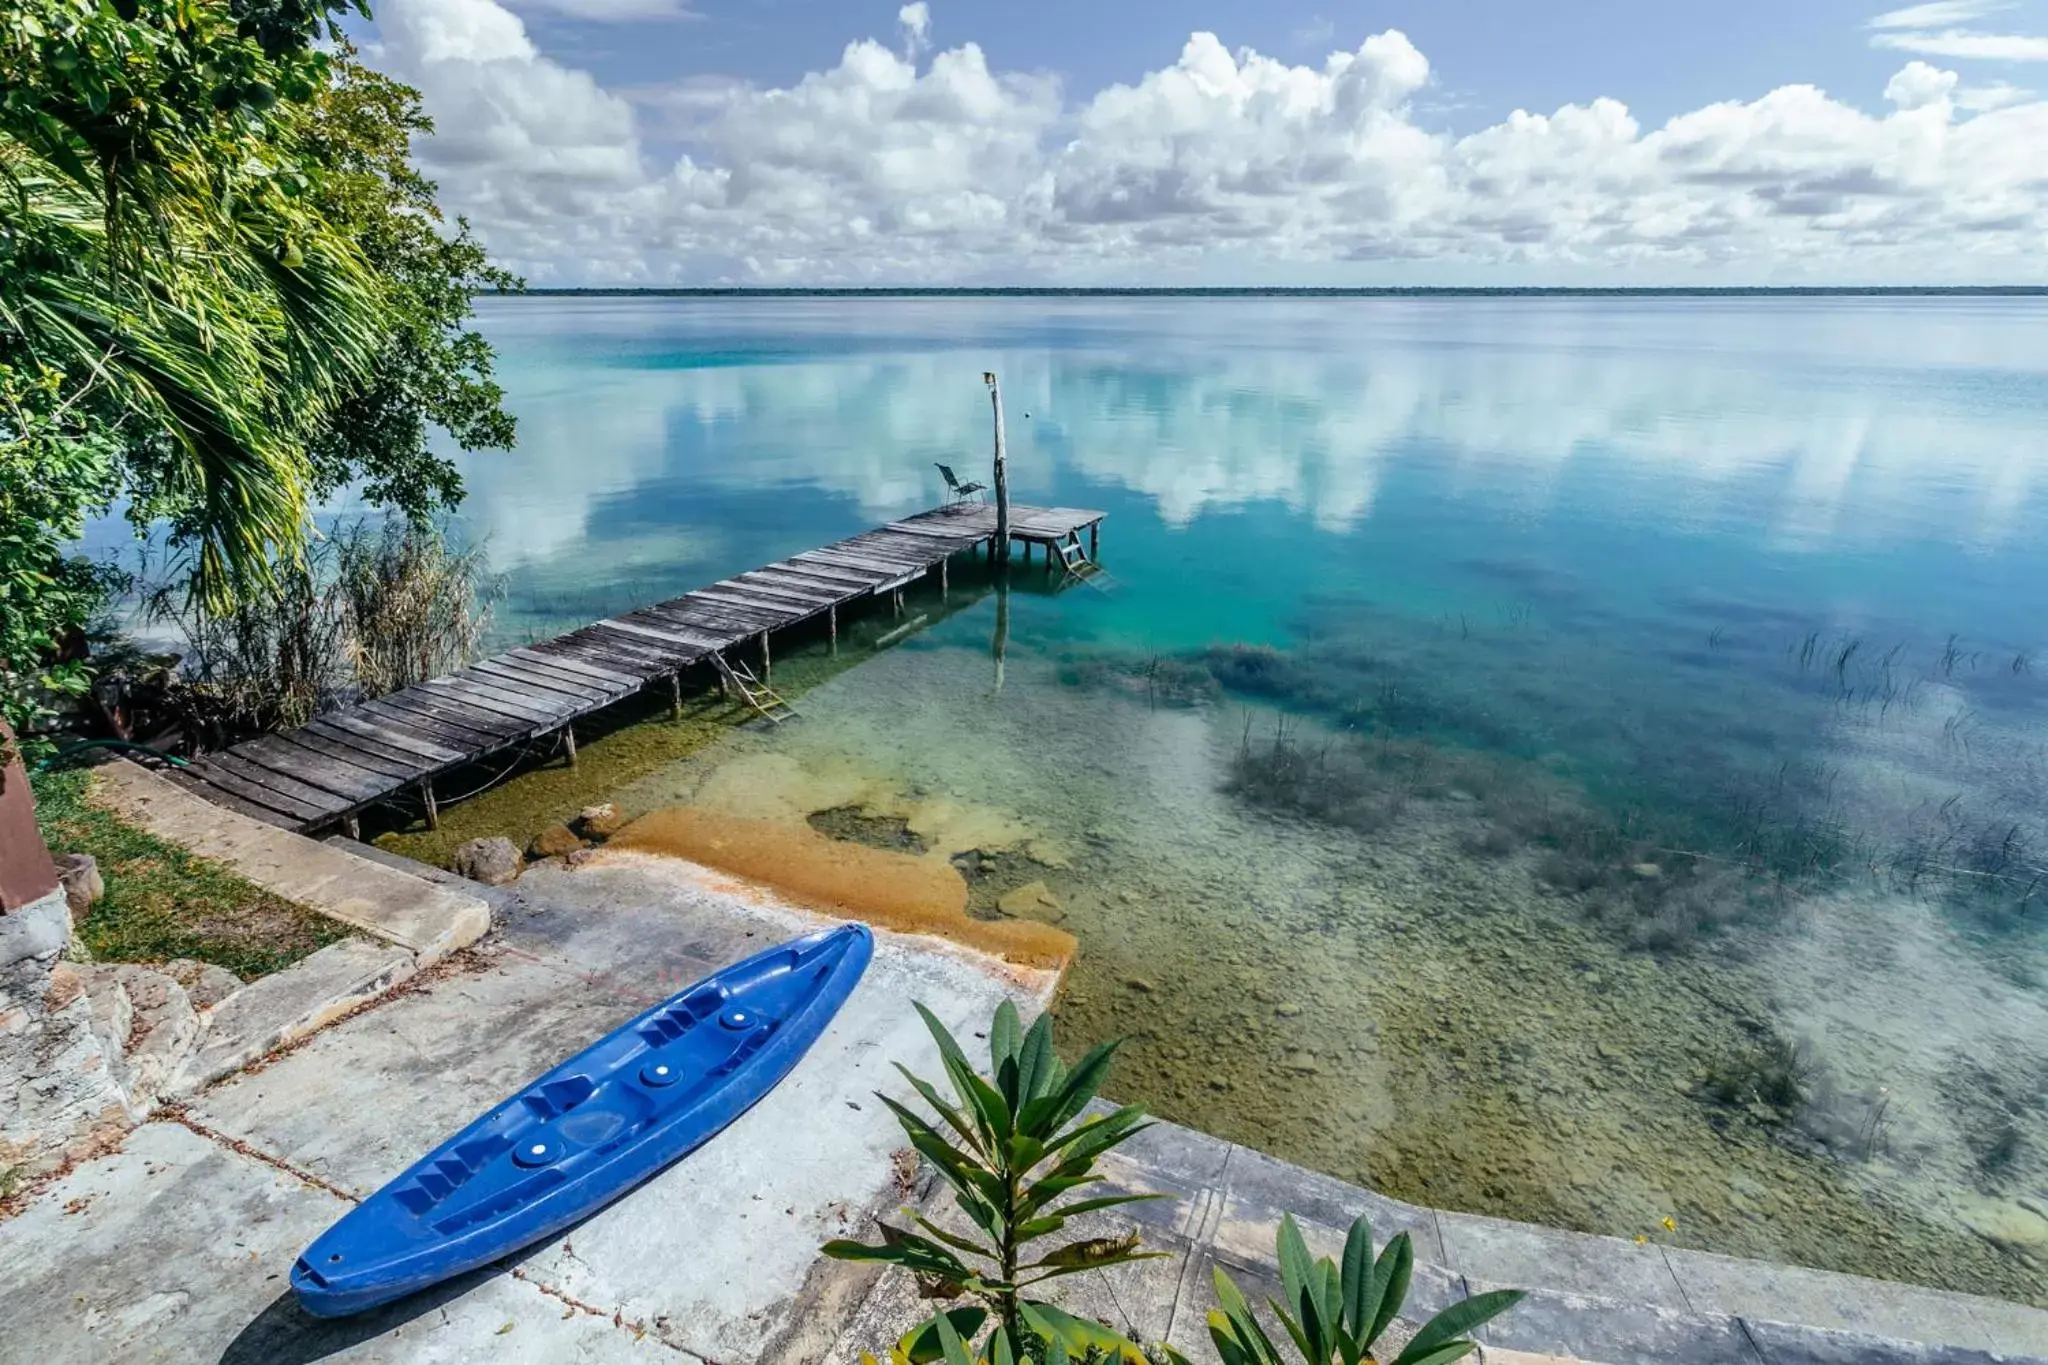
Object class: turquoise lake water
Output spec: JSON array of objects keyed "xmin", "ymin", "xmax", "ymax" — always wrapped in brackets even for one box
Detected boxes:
[{"xmin": 430, "ymin": 296, "xmax": 2048, "ymax": 1298}]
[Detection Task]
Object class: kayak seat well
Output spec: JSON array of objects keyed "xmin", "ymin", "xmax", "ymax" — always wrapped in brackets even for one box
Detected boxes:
[{"xmin": 639, "ymin": 985, "xmax": 727, "ymax": 1047}]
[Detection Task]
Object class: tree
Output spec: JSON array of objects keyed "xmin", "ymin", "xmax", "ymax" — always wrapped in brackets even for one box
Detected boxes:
[
  {"xmin": 0, "ymin": 0, "xmax": 515, "ymax": 743},
  {"xmin": 300, "ymin": 48, "xmax": 519, "ymax": 523},
  {"xmin": 1, "ymin": 0, "xmax": 387, "ymax": 597}
]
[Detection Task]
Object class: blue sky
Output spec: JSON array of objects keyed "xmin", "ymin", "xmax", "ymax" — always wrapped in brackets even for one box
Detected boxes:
[
  {"xmin": 358, "ymin": 0, "xmax": 2048, "ymax": 284},
  {"xmin": 521, "ymin": 0, "xmax": 2003, "ymax": 131}
]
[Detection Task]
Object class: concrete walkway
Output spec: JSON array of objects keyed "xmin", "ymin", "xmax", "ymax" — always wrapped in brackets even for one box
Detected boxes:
[{"xmin": 4, "ymin": 847, "xmax": 2044, "ymax": 1364}]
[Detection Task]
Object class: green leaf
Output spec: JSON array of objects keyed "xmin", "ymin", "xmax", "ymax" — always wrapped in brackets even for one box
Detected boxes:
[
  {"xmin": 1341, "ymin": 1216, "xmax": 1374, "ymax": 1338},
  {"xmin": 894, "ymin": 1064, "xmax": 985, "ymax": 1156},
  {"xmin": 1023, "ymin": 1231, "xmax": 1144, "ymax": 1271},
  {"xmin": 910, "ymin": 1214, "xmax": 997, "ymax": 1262},
  {"xmin": 1269, "ymin": 1297, "xmax": 1314, "ymax": 1363},
  {"xmin": 822, "ymin": 1226, "xmax": 972, "ymax": 1285},
  {"xmin": 1016, "ymin": 1013, "xmax": 1056, "ymax": 1106},
  {"xmin": 1391, "ymin": 1290, "xmax": 1525, "ymax": 1365},
  {"xmin": 1276, "ymin": 1215, "xmax": 1315, "ymax": 1326},
  {"xmin": 1022, "ymin": 1192, "xmax": 1164, "ymax": 1228},
  {"xmin": 989, "ymin": 1324, "xmax": 1016, "ymax": 1365},
  {"xmin": 896, "ymin": 1308, "xmax": 990, "ymax": 1364},
  {"xmin": 932, "ymin": 1312, "xmax": 979, "ymax": 1365},
  {"xmin": 1021, "ymin": 1302, "xmax": 1146, "ymax": 1362},
  {"xmin": 1023, "ymin": 1039, "xmax": 1121, "ymax": 1133},
  {"xmin": 915, "ymin": 1001, "xmax": 977, "ymax": 1078},
  {"xmin": 990, "ymin": 999, "xmax": 1022, "ymax": 1072},
  {"xmin": 1210, "ymin": 1268, "xmax": 1281, "ymax": 1365},
  {"xmin": 1367, "ymin": 1233, "xmax": 1415, "ymax": 1345}
]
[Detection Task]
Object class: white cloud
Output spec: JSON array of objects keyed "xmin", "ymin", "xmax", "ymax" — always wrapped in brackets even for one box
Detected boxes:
[
  {"xmin": 1868, "ymin": 0, "xmax": 2011, "ymax": 28},
  {"xmin": 1867, "ymin": 0, "xmax": 2048, "ymax": 63},
  {"xmin": 898, "ymin": 2, "xmax": 930, "ymax": 60},
  {"xmin": 372, "ymin": 2, "xmax": 2048, "ymax": 283},
  {"xmin": 504, "ymin": 0, "xmax": 695, "ymax": 19},
  {"xmin": 1872, "ymin": 28, "xmax": 2048, "ymax": 58}
]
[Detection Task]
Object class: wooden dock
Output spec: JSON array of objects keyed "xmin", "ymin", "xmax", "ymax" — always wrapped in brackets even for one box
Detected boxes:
[{"xmin": 164, "ymin": 502, "xmax": 1106, "ymax": 834}]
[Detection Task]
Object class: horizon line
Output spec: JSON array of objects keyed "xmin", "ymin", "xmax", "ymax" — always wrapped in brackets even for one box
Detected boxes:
[{"xmin": 497, "ymin": 285, "xmax": 2048, "ymax": 298}]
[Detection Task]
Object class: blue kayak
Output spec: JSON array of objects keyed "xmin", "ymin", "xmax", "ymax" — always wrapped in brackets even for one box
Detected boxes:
[{"xmin": 291, "ymin": 922, "xmax": 873, "ymax": 1317}]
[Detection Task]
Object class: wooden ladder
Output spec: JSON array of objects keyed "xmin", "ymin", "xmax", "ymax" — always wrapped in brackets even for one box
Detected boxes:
[
  {"xmin": 1054, "ymin": 532, "xmax": 1115, "ymax": 592},
  {"xmin": 712, "ymin": 653, "xmax": 799, "ymax": 723}
]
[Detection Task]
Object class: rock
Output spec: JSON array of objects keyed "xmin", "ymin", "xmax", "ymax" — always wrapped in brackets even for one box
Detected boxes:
[
  {"xmin": 996, "ymin": 880, "xmax": 1064, "ymax": 922},
  {"xmin": 160, "ymin": 958, "xmax": 243, "ymax": 1011},
  {"xmin": 1274, "ymin": 1002, "xmax": 1303, "ymax": 1018},
  {"xmin": 1123, "ymin": 977, "xmax": 1157, "ymax": 994},
  {"xmin": 452, "ymin": 836, "xmax": 523, "ymax": 885},
  {"xmin": 43, "ymin": 962, "xmax": 87, "ymax": 1012},
  {"xmin": 528, "ymin": 824, "xmax": 584, "ymax": 860},
  {"xmin": 1960, "ymin": 1197, "xmax": 2048, "ymax": 1254},
  {"xmin": 1630, "ymin": 862, "xmax": 1664, "ymax": 880},
  {"xmin": 564, "ymin": 847, "xmax": 599, "ymax": 868},
  {"xmin": 75, "ymin": 964, "xmax": 201, "ymax": 1110},
  {"xmin": 576, "ymin": 803, "xmax": 625, "ymax": 840},
  {"xmin": 55, "ymin": 853, "xmax": 104, "ymax": 919}
]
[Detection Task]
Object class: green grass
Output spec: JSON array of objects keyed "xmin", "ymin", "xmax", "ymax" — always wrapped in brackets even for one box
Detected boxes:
[{"xmin": 29, "ymin": 768, "xmax": 354, "ymax": 979}]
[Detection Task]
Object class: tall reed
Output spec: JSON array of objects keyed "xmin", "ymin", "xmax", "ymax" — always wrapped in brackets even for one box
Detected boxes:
[{"xmin": 146, "ymin": 521, "xmax": 496, "ymax": 742}]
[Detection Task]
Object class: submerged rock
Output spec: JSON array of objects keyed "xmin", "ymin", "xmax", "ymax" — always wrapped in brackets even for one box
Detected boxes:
[
  {"xmin": 528, "ymin": 824, "xmax": 585, "ymax": 860},
  {"xmin": 1960, "ymin": 1197, "xmax": 2048, "ymax": 1256},
  {"xmin": 577, "ymin": 803, "xmax": 625, "ymax": 839},
  {"xmin": 453, "ymin": 836, "xmax": 524, "ymax": 885},
  {"xmin": 996, "ymin": 880, "xmax": 1065, "ymax": 922}
]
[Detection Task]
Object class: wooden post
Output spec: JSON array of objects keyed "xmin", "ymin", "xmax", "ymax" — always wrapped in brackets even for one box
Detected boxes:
[
  {"xmin": 1089, "ymin": 523, "xmax": 1098, "ymax": 559},
  {"xmin": 984, "ymin": 372, "xmax": 1009, "ymax": 567},
  {"xmin": 343, "ymin": 814, "xmax": 361, "ymax": 841},
  {"xmin": 670, "ymin": 673, "xmax": 683, "ymax": 721},
  {"xmin": 893, "ymin": 588, "xmax": 903, "ymax": 617},
  {"xmin": 940, "ymin": 557, "xmax": 949, "ymax": 599},
  {"xmin": 829, "ymin": 604, "xmax": 838, "ymax": 655},
  {"xmin": 760, "ymin": 631, "xmax": 771, "ymax": 681},
  {"xmin": 991, "ymin": 580, "xmax": 1009, "ymax": 693},
  {"xmin": 420, "ymin": 777, "xmax": 439, "ymax": 831},
  {"xmin": 563, "ymin": 723, "xmax": 578, "ymax": 768}
]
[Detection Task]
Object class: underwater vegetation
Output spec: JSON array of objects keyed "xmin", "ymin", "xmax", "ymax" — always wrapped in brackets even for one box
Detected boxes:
[{"xmin": 1060, "ymin": 615, "xmax": 2048, "ymax": 958}]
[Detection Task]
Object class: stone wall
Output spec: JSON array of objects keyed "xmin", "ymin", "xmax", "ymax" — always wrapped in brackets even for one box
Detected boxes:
[{"xmin": 1, "ymin": 889, "xmax": 133, "ymax": 1176}]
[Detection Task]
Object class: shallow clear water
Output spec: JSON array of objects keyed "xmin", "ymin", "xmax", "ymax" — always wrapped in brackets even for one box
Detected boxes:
[{"xmin": 437, "ymin": 296, "xmax": 2048, "ymax": 1297}]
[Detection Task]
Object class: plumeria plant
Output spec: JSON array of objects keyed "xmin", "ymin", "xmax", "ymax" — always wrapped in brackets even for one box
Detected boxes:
[
  {"xmin": 824, "ymin": 1000, "xmax": 1176, "ymax": 1363},
  {"xmin": 1208, "ymin": 1214, "xmax": 1523, "ymax": 1365}
]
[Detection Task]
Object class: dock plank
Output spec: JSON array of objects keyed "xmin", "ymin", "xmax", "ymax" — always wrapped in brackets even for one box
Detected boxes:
[
  {"xmin": 732, "ymin": 571, "xmax": 848, "ymax": 605},
  {"xmin": 166, "ymin": 767, "xmax": 300, "ymax": 828},
  {"xmin": 760, "ymin": 560, "xmax": 877, "ymax": 591},
  {"xmin": 469, "ymin": 658, "xmax": 616, "ymax": 703},
  {"xmin": 505, "ymin": 646, "xmax": 642, "ymax": 689},
  {"xmin": 182, "ymin": 758, "xmax": 336, "ymax": 824},
  {"xmin": 429, "ymin": 673, "xmax": 576, "ymax": 722},
  {"xmin": 363, "ymin": 697, "xmax": 521, "ymax": 749},
  {"xmin": 307, "ymin": 713, "xmax": 468, "ymax": 767},
  {"xmin": 233, "ymin": 735, "xmax": 395, "ymax": 802},
  {"xmin": 377, "ymin": 687, "xmax": 529, "ymax": 737},
  {"xmin": 273, "ymin": 728, "xmax": 428, "ymax": 781},
  {"xmin": 200, "ymin": 750, "xmax": 361, "ymax": 817}
]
